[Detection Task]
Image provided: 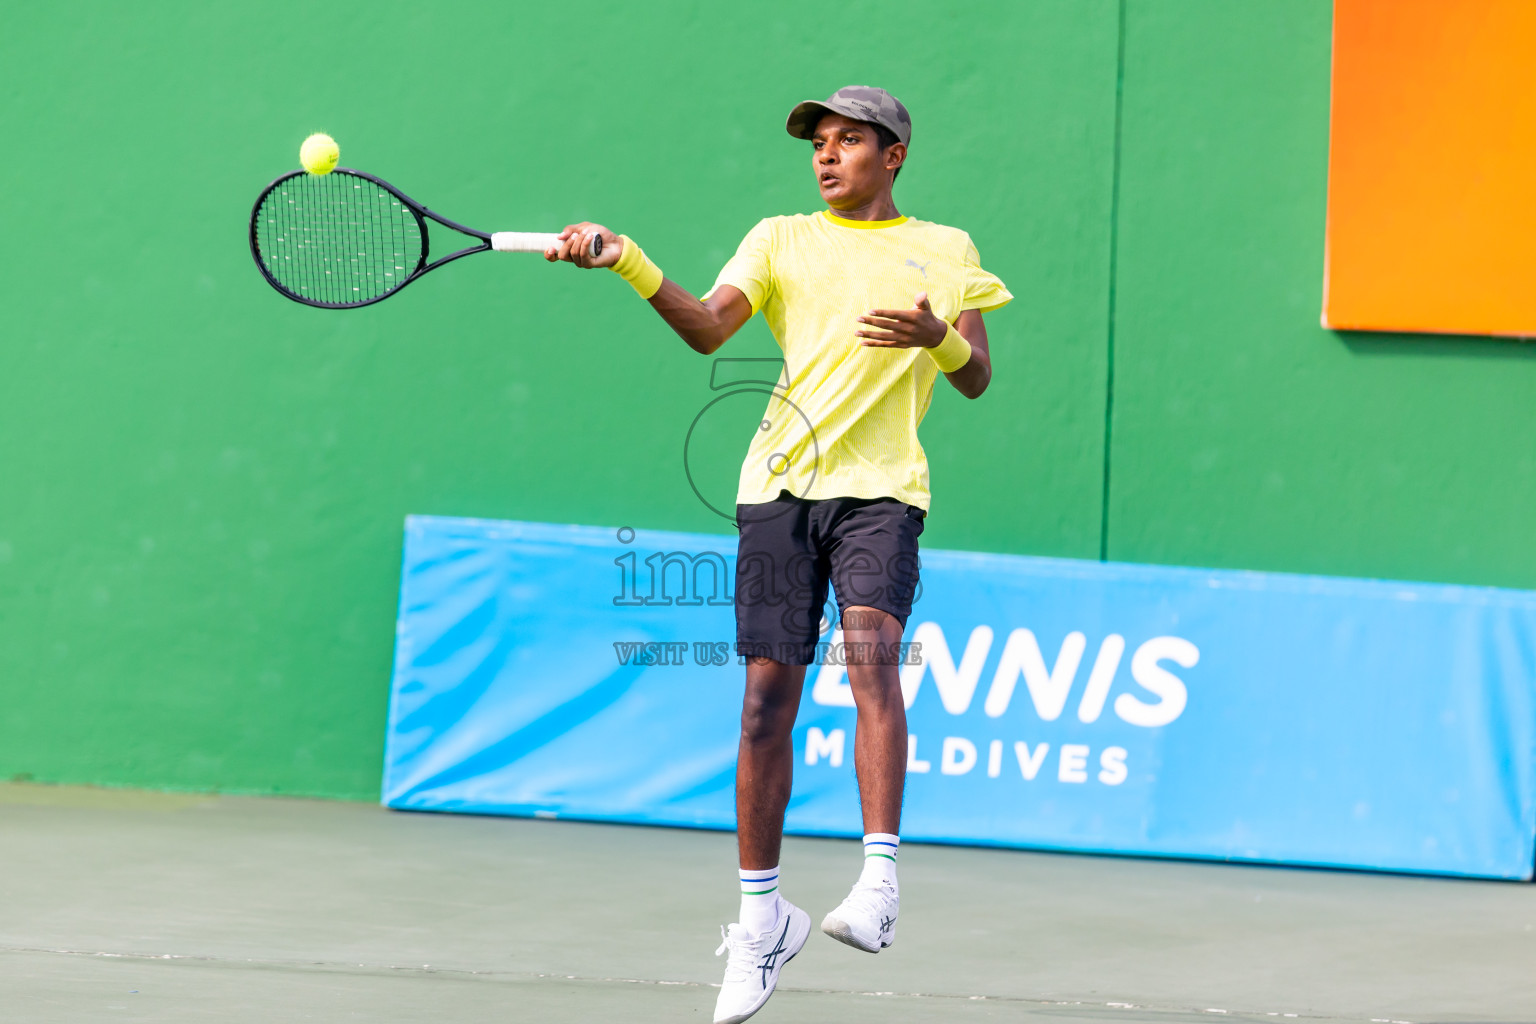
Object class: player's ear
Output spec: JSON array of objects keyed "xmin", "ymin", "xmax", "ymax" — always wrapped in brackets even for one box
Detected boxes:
[{"xmin": 885, "ymin": 142, "xmax": 907, "ymax": 173}]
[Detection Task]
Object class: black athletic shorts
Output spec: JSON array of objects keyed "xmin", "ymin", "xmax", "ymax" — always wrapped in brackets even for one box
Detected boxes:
[{"xmin": 735, "ymin": 491, "xmax": 925, "ymax": 666}]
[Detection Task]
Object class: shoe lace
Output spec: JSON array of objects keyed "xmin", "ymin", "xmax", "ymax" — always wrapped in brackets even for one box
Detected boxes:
[
  {"xmin": 841, "ymin": 882, "xmax": 893, "ymax": 919},
  {"xmin": 714, "ymin": 924, "xmax": 756, "ymax": 983}
]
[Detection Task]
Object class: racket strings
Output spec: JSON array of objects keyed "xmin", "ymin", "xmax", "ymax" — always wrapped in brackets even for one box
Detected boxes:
[{"xmin": 253, "ymin": 171, "xmax": 424, "ymax": 306}]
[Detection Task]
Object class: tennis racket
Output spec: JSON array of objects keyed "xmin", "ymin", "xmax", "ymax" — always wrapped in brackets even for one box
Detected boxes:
[{"xmin": 248, "ymin": 168, "xmax": 600, "ymax": 309}]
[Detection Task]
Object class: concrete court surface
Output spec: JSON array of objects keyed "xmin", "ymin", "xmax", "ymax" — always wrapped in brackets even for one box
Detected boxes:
[{"xmin": 1, "ymin": 783, "xmax": 1533, "ymax": 1024}]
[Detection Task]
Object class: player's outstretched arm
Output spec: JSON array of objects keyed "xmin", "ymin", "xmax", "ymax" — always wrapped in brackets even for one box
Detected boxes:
[
  {"xmin": 856, "ymin": 294, "xmax": 992, "ymax": 399},
  {"xmin": 644, "ymin": 278, "xmax": 753, "ymax": 356},
  {"xmin": 547, "ymin": 223, "xmax": 752, "ymax": 356}
]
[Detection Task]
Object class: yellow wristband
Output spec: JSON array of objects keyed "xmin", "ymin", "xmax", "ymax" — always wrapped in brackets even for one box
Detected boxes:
[
  {"xmin": 611, "ymin": 235, "xmax": 664, "ymax": 299},
  {"xmin": 930, "ymin": 322, "xmax": 972, "ymax": 373}
]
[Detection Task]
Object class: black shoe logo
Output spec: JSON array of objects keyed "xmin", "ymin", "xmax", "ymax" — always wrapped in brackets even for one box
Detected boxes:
[
  {"xmin": 757, "ymin": 918, "xmax": 791, "ymax": 988},
  {"xmin": 880, "ymin": 915, "xmax": 896, "ymax": 934}
]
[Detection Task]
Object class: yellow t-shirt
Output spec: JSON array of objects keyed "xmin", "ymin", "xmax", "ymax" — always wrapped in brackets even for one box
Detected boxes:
[{"xmin": 706, "ymin": 210, "xmax": 1012, "ymax": 511}]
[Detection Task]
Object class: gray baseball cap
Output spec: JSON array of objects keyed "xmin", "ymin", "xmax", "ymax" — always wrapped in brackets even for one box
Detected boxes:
[{"xmin": 785, "ymin": 85, "xmax": 911, "ymax": 146}]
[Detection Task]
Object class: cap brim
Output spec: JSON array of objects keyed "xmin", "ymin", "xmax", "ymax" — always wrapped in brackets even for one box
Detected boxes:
[{"xmin": 785, "ymin": 100, "xmax": 835, "ymax": 140}]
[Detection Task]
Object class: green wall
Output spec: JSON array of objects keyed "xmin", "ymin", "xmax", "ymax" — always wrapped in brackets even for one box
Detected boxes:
[
  {"xmin": 1, "ymin": 1, "xmax": 1530, "ymax": 799},
  {"xmin": 1108, "ymin": 1, "xmax": 1536, "ymax": 583}
]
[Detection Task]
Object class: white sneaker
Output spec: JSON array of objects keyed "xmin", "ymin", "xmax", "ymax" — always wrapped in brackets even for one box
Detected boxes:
[
  {"xmin": 820, "ymin": 882, "xmax": 898, "ymax": 953},
  {"xmin": 712, "ymin": 900, "xmax": 810, "ymax": 1024}
]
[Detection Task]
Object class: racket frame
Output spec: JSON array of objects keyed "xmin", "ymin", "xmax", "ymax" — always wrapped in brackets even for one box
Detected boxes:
[{"xmin": 249, "ymin": 168, "xmax": 568, "ymax": 309}]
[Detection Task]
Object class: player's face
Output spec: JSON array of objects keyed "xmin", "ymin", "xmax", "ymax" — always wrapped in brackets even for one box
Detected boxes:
[{"xmin": 811, "ymin": 114, "xmax": 902, "ymax": 209}]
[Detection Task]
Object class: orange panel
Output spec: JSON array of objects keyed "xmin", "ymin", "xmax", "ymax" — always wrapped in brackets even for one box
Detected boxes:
[{"xmin": 1324, "ymin": 0, "xmax": 1536, "ymax": 337}]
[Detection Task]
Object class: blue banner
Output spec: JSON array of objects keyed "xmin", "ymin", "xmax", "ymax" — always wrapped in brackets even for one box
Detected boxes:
[{"xmin": 383, "ymin": 515, "xmax": 1536, "ymax": 879}]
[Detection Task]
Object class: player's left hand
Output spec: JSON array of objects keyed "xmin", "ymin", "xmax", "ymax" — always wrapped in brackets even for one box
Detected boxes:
[{"xmin": 856, "ymin": 292, "xmax": 949, "ymax": 348}]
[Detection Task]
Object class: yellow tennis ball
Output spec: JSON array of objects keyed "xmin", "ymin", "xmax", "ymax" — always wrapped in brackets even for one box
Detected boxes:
[{"xmin": 300, "ymin": 133, "xmax": 340, "ymax": 176}]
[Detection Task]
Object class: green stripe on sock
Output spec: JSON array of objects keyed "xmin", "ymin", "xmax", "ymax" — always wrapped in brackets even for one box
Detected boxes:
[
  {"xmin": 741, "ymin": 886, "xmax": 778, "ymax": 895},
  {"xmin": 865, "ymin": 853, "xmax": 896, "ymax": 861}
]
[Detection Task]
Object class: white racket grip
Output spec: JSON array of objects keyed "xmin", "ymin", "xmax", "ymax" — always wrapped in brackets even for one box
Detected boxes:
[
  {"xmin": 491, "ymin": 231, "xmax": 559, "ymax": 253},
  {"xmin": 490, "ymin": 232, "xmax": 603, "ymax": 256}
]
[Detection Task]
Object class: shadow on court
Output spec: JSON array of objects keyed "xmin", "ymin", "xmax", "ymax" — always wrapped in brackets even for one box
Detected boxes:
[{"xmin": 1, "ymin": 783, "xmax": 1532, "ymax": 1023}]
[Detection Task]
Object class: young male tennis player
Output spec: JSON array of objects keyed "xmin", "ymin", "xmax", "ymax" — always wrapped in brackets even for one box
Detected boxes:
[{"xmin": 549, "ymin": 85, "xmax": 1010, "ymax": 1024}]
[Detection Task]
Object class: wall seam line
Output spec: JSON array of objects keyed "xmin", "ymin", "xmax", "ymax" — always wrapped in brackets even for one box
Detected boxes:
[{"xmin": 1100, "ymin": 0, "xmax": 1128, "ymax": 563}]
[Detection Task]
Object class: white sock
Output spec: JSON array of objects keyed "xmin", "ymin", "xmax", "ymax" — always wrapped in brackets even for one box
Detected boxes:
[
  {"xmin": 858, "ymin": 833, "xmax": 899, "ymax": 889},
  {"xmin": 739, "ymin": 866, "xmax": 781, "ymax": 934}
]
